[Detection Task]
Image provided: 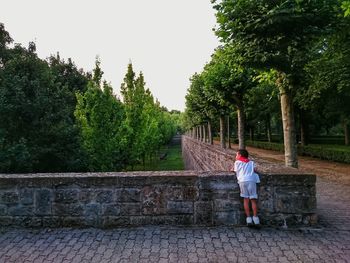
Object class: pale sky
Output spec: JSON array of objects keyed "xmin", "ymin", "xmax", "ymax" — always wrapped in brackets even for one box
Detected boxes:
[{"xmin": 0, "ymin": 0, "xmax": 219, "ymax": 111}]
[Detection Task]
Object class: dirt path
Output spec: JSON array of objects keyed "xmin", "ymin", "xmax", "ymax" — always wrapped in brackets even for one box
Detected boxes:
[{"xmin": 243, "ymin": 145, "xmax": 350, "ymax": 185}]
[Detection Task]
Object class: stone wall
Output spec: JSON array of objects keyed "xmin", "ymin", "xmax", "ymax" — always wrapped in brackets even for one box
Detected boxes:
[
  {"xmin": 182, "ymin": 136, "xmax": 317, "ymax": 226},
  {"xmin": 0, "ymin": 136, "xmax": 317, "ymax": 228},
  {"xmin": 0, "ymin": 171, "xmax": 245, "ymax": 228}
]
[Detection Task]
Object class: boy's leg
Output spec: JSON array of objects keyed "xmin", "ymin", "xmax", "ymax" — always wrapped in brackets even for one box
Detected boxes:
[
  {"xmin": 243, "ymin": 198, "xmax": 250, "ymax": 217},
  {"xmin": 251, "ymin": 199, "xmax": 258, "ymax": 217},
  {"xmin": 251, "ymin": 199, "xmax": 260, "ymax": 226}
]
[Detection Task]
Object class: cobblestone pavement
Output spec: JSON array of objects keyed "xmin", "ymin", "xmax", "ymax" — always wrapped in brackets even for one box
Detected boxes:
[{"xmin": 1, "ymin": 147, "xmax": 350, "ymax": 262}]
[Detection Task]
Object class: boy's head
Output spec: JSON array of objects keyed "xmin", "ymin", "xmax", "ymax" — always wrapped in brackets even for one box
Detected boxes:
[{"xmin": 237, "ymin": 149, "xmax": 249, "ymax": 158}]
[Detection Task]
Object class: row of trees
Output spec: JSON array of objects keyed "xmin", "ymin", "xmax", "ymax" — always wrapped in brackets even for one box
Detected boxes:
[
  {"xmin": 184, "ymin": 0, "xmax": 350, "ymax": 168},
  {"xmin": 0, "ymin": 23, "xmax": 179, "ymax": 173}
]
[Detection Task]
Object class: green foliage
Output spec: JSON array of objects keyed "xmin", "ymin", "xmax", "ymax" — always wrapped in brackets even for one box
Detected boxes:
[
  {"xmin": 212, "ymin": 0, "xmax": 338, "ymax": 74},
  {"xmin": 132, "ymin": 143, "xmax": 184, "ymax": 171},
  {"xmin": 120, "ymin": 63, "xmax": 177, "ymax": 168},
  {"xmin": 246, "ymin": 140, "xmax": 285, "ymax": 152},
  {"xmin": 342, "ymin": 1, "xmax": 350, "ymax": 16},
  {"xmin": 75, "ymin": 64, "xmax": 128, "ymax": 171},
  {"xmin": 0, "ymin": 33, "xmax": 88, "ymax": 172}
]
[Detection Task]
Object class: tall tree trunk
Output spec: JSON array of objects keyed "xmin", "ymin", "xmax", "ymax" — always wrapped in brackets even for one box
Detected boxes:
[
  {"xmin": 344, "ymin": 120, "xmax": 349, "ymax": 146},
  {"xmin": 227, "ymin": 115, "xmax": 231, "ymax": 149},
  {"xmin": 220, "ymin": 115, "xmax": 226, "ymax": 149},
  {"xmin": 208, "ymin": 121, "xmax": 213, "ymax": 145},
  {"xmin": 203, "ymin": 124, "xmax": 207, "ymax": 143},
  {"xmin": 237, "ymin": 106, "xmax": 246, "ymax": 150},
  {"xmin": 199, "ymin": 125, "xmax": 203, "ymax": 142},
  {"xmin": 266, "ymin": 114, "xmax": 272, "ymax": 142},
  {"xmin": 278, "ymin": 74, "xmax": 298, "ymax": 168}
]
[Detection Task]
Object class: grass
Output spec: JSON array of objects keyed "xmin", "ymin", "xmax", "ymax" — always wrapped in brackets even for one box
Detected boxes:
[{"xmin": 130, "ymin": 143, "xmax": 184, "ymax": 171}]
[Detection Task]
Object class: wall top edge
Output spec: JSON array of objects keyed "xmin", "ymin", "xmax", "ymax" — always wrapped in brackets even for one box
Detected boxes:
[{"xmin": 0, "ymin": 170, "xmax": 314, "ymax": 179}]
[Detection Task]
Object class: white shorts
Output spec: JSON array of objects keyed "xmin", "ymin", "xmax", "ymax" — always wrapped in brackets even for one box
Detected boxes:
[{"xmin": 239, "ymin": 181, "xmax": 258, "ymax": 199}]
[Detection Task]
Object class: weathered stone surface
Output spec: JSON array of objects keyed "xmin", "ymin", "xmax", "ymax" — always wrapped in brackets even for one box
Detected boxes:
[
  {"xmin": 53, "ymin": 203, "xmax": 84, "ymax": 216},
  {"xmin": 96, "ymin": 190, "xmax": 113, "ymax": 203},
  {"xmin": 214, "ymin": 211, "xmax": 242, "ymax": 225},
  {"xmin": 102, "ymin": 204, "xmax": 121, "ymax": 216},
  {"xmin": 194, "ymin": 201, "xmax": 213, "ymax": 225},
  {"xmin": 213, "ymin": 200, "xmax": 241, "ymax": 212},
  {"xmin": 34, "ymin": 189, "xmax": 52, "ymax": 215},
  {"xmin": 142, "ymin": 186, "xmax": 166, "ymax": 215},
  {"xmin": 54, "ymin": 189, "xmax": 78, "ymax": 203},
  {"xmin": 8, "ymin": 205, "xmax": 33, "ymax": 216},
  {"xmin": 0, "ymin": 191, "xmax": 19, "ymax": 203},
  {"xmin": 120, "ymin": 203, "xmax": 141, "ymax": 216},
  {"xmin": 167, "ymin": 201, "xmax": 193, "ymax": 214},
  {"xmin": 20, "ymin": 189, "xmax": 34, "ymax": 205},
  {"xmin": 85, "ymin": 203, "xmax": 102, "ymax": 217},
  {"xmin": 79, "ymin": 189, "xmax": 96, "ymax": 203},
  {"xmin": 115, "ymin": 188, "xmax": 141, "ymax": 202},
  {"xmin": 258, "ymin": 185, "xmax": 275, "ymax": 213},
  {"xmin": 0, "ymin": 204, "xmax": 7, "ymax": 215}
]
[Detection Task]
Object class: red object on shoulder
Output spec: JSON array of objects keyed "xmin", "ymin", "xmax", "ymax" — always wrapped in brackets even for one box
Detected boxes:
[{"xmin": 237, "ymin": 156, "xmax": 249, "ymax": 163}]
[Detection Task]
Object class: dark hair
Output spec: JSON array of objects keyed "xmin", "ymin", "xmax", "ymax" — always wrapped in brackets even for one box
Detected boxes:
[{"xmin": 238, "ymin": 149, "xmax": 249, "ymax": 158}]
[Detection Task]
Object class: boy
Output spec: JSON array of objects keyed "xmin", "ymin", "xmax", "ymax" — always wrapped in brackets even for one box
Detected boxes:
[{"xmin": 233, "ymin": 149, "xmax": 260, "ymax": 227}]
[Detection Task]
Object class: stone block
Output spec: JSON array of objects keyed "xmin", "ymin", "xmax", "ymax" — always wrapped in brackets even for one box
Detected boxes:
[
  {"xmin": 85, "ymin": 203, "xmax": 102, "ymax": 217},
  {"xmin": 213, "ymin": 200, "xmax": 241, "ymax": 212},
  {"xmin": 102, "ymin": 204, "xmax": 121, "ymax": 216},
  {"xmin": 120, "ymin": 203, "xmax": 141, "ymax": 216},
  {"xmin": 167, "ymin": 201, "xmax": 193, "ymax": 214},
  {"xmin": 79, "ymin": 189, "xmax": 96, "ymax": 203},
  {"xmin": 258, "ymin": 186, "xmax": 274, "ymax": 213},
  {"xmin": 214, "ymin": 211, "xmax": 242, "ymax": 225},
  {"xmin": 116, "ymin": 188, "xmax": 141, "ymax": 202},
  {"xmin": 0, "ymin": 191, "xmax": 19, "ymax": 204},
  {"xmin": 0, "ymin": 204, "xmax": 7, "ymax": 215},
  {"xmin": 8, "ymin": 205, "xmax": 33, "ymax": 216},
  {"xmin": 0, "ymin": 216, "xmax": 13, "ymax": 226},
  {"xmin": 142, "ymin": 186, "xmax": 166, "ymax": 215},
  {"xmin": 198, "ymin": 190, "xmax": 213, "ymax": 201},
  {"xmin": 199, "ymin": 177, "xmax": 236, "ymax": 191},
  {"xmin": 96, "ymin": 190, "xmax": 113, "ymax": 203},
  {"xmin": 194, "ymin": 201, "xmax": 213, "ymax": 225},
  {"xmin": 20, "ymin": 189, "xmax": 34, "ymax": 205},
  {"xmin": 53, "ymin": 203, "xmax": 84, "ymax": 216},
  {"xmin": 54, "ymin": 189, "xmax": 79, "ymax": 203},
  {"xmin": 35, "ymin": 189, "xmax": 52, "ymax": 215},
  {"xmin": 166, "ymin": 186, "xmax": 198, "ymax": 201},
  {"xmin": 274, "ymin": 186, "xmax": 316, "ymax": 213}
]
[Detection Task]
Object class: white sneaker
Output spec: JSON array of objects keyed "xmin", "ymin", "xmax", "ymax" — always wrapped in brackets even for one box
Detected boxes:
[
  {"xmin": 253, "ymin": 216, "xmax": 260, "ymax": 225},
  {"xmin": 246, "ymin": 217, "xmax": 253, "ymax": 226}
]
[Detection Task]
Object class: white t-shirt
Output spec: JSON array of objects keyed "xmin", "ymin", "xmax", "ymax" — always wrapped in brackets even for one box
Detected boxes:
[{"xmin": 234, "ymin": 160, "xmax": 259, "ymax": 183}]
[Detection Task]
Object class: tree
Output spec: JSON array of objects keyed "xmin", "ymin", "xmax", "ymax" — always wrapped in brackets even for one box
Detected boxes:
[
  {"xmin": 120, "ymin": 63, "xmax": 177, "ymax": 168},
  {"xmin": 212, "ymin": 0, "xmax": 338, "ymax": 167},
  {"xmin": 75, "ymin": 59, "xmax": 128, "ymax": 171},
  {"xmin": 185, "ymin": 73, "xmax": 218, "ymax": 144},
  {"xmin": 0, "ymin": 40, "xmax": 86, "ymax": 172},
  {"xmin": 300, "ymin": 13, "xmax": 350, "ymax": 145},
  {"xmin": 202, "ymin": 46, "xmax": 257, "ymax": 149}
]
